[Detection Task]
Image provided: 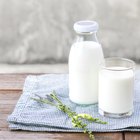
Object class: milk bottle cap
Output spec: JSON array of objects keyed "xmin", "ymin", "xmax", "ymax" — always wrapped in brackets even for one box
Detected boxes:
[{"xmin": 74, "ymin": 20, "xmax": 99, "ymax": 33}]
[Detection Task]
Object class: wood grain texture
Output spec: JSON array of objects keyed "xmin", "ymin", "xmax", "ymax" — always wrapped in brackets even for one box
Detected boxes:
[
  {"xmin": 0, "ymin": 131, "xmax": 123, "ymax": 140},
  {"xmin": 0, "ymin": 73, "xmax": 137, "ymax": 140},
  {"xmin": 124, "ymin": 132, "xmax": 140, "ymax": 140},
  {"xmin": 0, "ymin": 74, "xmax": 27, "ymax": 90}
]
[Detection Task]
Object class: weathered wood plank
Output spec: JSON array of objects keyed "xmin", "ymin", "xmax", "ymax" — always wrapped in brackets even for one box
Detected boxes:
[
  {"xmin": 0, "ymin": 91, "xmax": 21, "ymax": 99},
  {"xmin": 0, "ymin": 74, "xmax": 28, "ymax": 90},
  {"xmin": 0, "ymin": 131, "xmax": 123, "ymax": 140},
  {"xmin": 0, "ymin": 91, "xmax": 20, "ymax": 129},
  {"xmin": 0, "ymin": 73, "xmax": 46, "ymax": 90},
  {"xmin": 95, "ymin": 133, "xmax": 123, "ymax": 140},
  {"xmin": 124, "ymin": 132, "xmax": 140, "ymax": 140},
  {"xmin": 0, "ymin": 91, "xmax": 21, "ymax": 116},
  {"xmin": 0, "ymin": 105, "xmax": 15, "ymax": 114},
  {"xmin": 0, "ymin": 99, "xmax": 18, "ymax": 105},
  {"xmin": 0, "ymin": 120, "xmax": 8, "ymax": 128},
  {"xmin": 0, "ymin": 104, "xmax": 15, "ymax": 114},
  {"xmin": 0, "ymin": 113, "xmax": 9, "ymax": 120}
]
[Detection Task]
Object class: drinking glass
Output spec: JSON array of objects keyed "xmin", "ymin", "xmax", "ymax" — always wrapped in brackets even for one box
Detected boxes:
[{"xmin": 98, "ymin": 57, "xmax": 135, "ymax": 118}]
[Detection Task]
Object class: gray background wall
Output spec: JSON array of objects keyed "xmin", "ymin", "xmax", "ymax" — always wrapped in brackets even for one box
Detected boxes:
[{"xmin": 0, "ymin": 0, "xmax": 140, "ymax": 64}]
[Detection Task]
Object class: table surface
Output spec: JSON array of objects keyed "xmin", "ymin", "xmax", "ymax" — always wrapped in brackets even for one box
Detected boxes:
[{"xmin": 0, "ymin": 73, "xmax": 140, "ymax": 140}]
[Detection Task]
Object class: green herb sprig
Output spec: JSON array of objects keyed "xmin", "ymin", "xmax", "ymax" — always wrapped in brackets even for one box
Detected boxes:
[{"xmin": 31, "ymin": 91, "xmax": 107, "ymax": 140}]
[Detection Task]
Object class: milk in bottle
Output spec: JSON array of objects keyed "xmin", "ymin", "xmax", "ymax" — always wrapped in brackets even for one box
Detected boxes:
[{"xmin": 69, "ymin": 20, "xmax": 104, "ymax": 104}]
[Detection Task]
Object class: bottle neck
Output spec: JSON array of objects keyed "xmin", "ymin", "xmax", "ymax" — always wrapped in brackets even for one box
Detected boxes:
[{"xmin": 76, "ymin": 31, "xmax": 99, "ymax": 43}]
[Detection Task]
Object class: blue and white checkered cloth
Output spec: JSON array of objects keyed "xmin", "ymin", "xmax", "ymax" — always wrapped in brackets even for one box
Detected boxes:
[{"xmin": 8, "ymin": 71, "xmax": 140, "ymax": 132}]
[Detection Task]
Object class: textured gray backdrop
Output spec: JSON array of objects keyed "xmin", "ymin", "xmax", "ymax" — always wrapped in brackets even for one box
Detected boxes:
[{"xmin": 0, "ymin": 0, "xmax": 140, "ymax": 64}]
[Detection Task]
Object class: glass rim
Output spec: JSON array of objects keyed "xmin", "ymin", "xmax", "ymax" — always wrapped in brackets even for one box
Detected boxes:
[{"xmin": 100, "ymin": 57, "xmax": 135, "ymax": 71}]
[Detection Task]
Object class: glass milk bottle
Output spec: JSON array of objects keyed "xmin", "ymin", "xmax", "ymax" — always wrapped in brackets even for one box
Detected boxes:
[{"xmin": 69, "ymin": 20, "xmax": 104, "ymax": 104}]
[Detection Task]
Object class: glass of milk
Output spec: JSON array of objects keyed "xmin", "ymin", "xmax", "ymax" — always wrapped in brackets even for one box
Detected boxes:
[{"xmin": 98, "ymin": 57, "xmax": 135, "ymax": 118}]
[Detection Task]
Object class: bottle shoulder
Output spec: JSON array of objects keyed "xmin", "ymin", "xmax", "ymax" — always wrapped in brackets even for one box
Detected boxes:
[{"xmin": 71, "ymin": 41, "xmax": 102, "ymax": 50}]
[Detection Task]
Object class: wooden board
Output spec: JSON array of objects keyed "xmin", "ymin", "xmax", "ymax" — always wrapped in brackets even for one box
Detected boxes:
[
  {"xmin": 124, "ymin": 132, "xmax": 140, "ymax": 140},
  {"xmin": 0, "ymin": 74, "xmax": 138, "ymax": 140}
]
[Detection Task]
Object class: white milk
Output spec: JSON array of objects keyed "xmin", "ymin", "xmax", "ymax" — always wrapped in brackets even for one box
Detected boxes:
[
  {"xmin": 99, "ymin": 67, "xmax": 134, "ymax": 114},
  {"xmin": 69, "ymin": 41, "xmax": 104, "ymax": 104}
]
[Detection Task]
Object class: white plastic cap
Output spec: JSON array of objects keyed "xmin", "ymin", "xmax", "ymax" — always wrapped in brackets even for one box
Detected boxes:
[{"xmin": 73, "ymin": 20, "xmax": 99, "ymax": 33}]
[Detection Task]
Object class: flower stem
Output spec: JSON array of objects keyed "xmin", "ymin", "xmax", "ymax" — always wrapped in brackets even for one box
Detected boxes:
[{"xmin": 31, "ymin": 91, "xmax": 107, "ymax": 140}]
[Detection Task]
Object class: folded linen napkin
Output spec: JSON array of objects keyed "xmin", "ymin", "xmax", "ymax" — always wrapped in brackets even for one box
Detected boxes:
[{"xmin": 8, "ymin": 71, "xmax": 140, "ymax": 132}]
